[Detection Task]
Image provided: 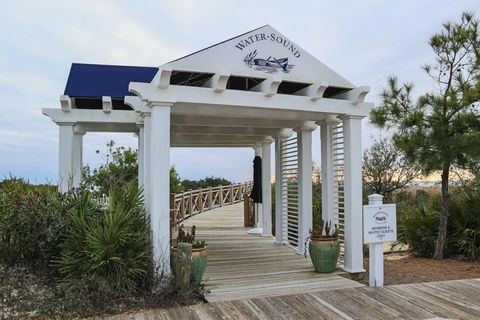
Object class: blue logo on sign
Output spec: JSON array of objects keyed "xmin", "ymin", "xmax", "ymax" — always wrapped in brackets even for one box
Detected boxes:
[{"xmin": 243, "ymin": 50, "xmax": 293, "ymax": 74}]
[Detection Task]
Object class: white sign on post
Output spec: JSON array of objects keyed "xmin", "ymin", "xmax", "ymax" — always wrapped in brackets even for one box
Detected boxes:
[
  {"xmin": 363, "ymin": 194, "xmax": 397, "ymax": 288},
  {"xmin": 363, "ymin": 204, "xmax": 397, "ymax": 244}
]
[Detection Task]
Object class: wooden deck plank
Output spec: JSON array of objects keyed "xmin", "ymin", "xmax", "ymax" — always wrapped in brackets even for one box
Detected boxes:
[
  {"xmin": 386, "ymin": 284, "xmax": 478, "ymax": 319},
  {"xmin": 106, "ymin": 203, "xmax": 480, "ymax": 320},
  {"xmin": 355, "ymin": 286, "xmax": 437, "ymax": 319},
  {"xmin": 179, "ymin": 203, "xmax": 361, "ymax": 302},
  {"xmin": 107, "ymin": 278, "xmax": 480, "ymax": 319}
]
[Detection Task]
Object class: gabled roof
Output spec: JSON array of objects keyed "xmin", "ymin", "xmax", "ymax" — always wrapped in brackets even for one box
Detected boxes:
[
  {"xmin": 62, "ymin": 26, "xmax": 356, "ymax": 108},
  {"xmin": 162, "ymin": 25, "xmax": 354, "ymax": 88},
  {"xmin": 64, "ymin": 63, "xmax": 158, "ymax": 98}
]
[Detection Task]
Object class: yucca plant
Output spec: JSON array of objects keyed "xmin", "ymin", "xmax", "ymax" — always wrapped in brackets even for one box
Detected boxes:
[{"xmin": 53, "ymin": 184, "xmax": 151, "ymax": 294}]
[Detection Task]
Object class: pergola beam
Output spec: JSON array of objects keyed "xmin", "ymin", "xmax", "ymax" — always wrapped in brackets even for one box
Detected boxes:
[
  {"xmin": 74, "ymin": 123, "xmax": 138, "ymax": 133},
  {"xmin": 171, "ymin": 125, "xmax": 278, "ymax": 136},
  {"xmin": 171, "ymin": 114, "xmax": 309, "ymax": 128},
  {"xmin": 130, "ymin": 82, "xmax": 373, "ymax": 117},
  {"xmin": 43, "ymin": 108, "xmax": 137, "ymax": 124},
  {"xmin": 171, "ymin": 133, "xmax": 266, "ymax": 143},
  {"xmin": 172, "ymin": 143, "xmax": 256, "ymax": 147},
  {"xmin": 43, "ymin": 108, "xmax": 342, "ymax": 134}
]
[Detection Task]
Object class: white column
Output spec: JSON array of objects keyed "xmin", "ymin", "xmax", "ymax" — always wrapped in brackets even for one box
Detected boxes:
[
  {"xmin": 58, "ymin": 123, "xmax": 75, "ymax": 193},
  {"xmin": 149, "ymin": 103, "xmax": 171, "ymax": 273},
  {"xmin": 72, "ymin": 131, "xmax": 84, "ymax": 189},
  {"xmin": 143, "ymin": 112, "xmax": 152, "ymax": 213},
  {"xmin": 320, "ymin": 121, "xmax": 335, "ymax": 223},
  {"xmin": 296, "ymin": 122, "xmax": 317, "ymax": 255},
  {"xmin": 138, "ymin": 125, "xmax": 145, "ymax": 188},
  {"xmin": 274, "ymin": 137, "xmax": 283, "ymax": 244},
  {"xmin": 261, "ymin": 138, "xmax": 273, "ymax": 237},
  {"xmin": 341, "ymin": 115, "xmax": 365, "ymax": 273}
]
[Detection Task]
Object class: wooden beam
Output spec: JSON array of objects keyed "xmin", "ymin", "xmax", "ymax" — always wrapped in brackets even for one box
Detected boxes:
[
  {"xmin": 171, "ymin": 134, "xmax": 264, "ymax": 143},
  {"xmin": 251, "ymin": 76, "xmax": 282, "ymax": 97},
  {"xmin": 129, "ymin": 82, "xmax": 373, "ymax": 117},
  {"xmin": 171, "ymin": 114, "xmax": 305, "ymax": 129},
  {"xmin": 171, "ymin": 125, "xmax": 278, "ymax": 136},
  {"xmin": 60, "ymin": 95, "xmax": 72, "ymax": 112},
  {"xmin": 102, "ymin": 96, "xmax": 112, "ymax": 113}
]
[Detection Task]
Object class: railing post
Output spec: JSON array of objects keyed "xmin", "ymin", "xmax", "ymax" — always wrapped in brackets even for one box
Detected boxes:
[
  {"xmin": 244, "ymin": 194, "xmax": 252, "ymax": 227},
  {"xmin": 180, "ymin": 193, "xmax": 185, "ymax": 220},
  {"xmin": 188, "ymin": 190, "xmax": 193, "ymax": 217},
  {"xmin": 170, "ymin": 193, "xmax": 176, "ymax": 235},
  {"xmin": 208, "ymin": 187, "xmax": 213, "ymax": 208},
  {"xmin": 170, "ymin": 193, "xmax": 175, "ymax": 211},
  {"xmin": 219, "ymin": 185, "xmax": 224, "ymax": 207},
  {"xmin": 230, "ymin": 185, "xmax": 234, "ymax": 204},
  {"xmin": 199, "ymin": 188, "xmax": 204, "ymax": 213}
]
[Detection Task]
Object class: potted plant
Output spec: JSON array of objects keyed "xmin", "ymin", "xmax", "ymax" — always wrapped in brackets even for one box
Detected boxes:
[
  {"xmin": 171, "ymin": 225, "xmax": 208, "ymax": 283},
  {"xmin": 305, "ymin": 220, "xmax": 340, "ymax": 273}
]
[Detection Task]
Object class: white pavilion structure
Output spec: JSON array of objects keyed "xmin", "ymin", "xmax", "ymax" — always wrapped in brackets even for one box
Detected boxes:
[{"xmin": 43, "ymin": 25, "xmax": 372, "ymax": 275}]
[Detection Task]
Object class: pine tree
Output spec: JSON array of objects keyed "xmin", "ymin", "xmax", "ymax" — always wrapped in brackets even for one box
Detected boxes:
[{"xmin": 370, "ymin": 12, "xmax": 480, "ymax": 259}]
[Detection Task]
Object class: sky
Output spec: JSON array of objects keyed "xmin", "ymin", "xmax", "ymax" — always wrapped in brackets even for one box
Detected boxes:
[{"xmin": 1, "ymin": 1, "xmax": 479, "ymax": 184}]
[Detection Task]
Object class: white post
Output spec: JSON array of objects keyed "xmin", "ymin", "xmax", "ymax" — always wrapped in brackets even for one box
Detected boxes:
[
  {"xmin": 341, "ymin": 115, "xmax": 365, "ymax": 273},
  {"xmin": 138, "ymin": 125, "xmax": 145, "ymax": 188},
  {"xmin": 274, "ymin": 137, "xmax": 283, "ymax": 244},
  {"xmin": 72, "ymin": 131, "xmax": 84, "ymax": 189},
  {"xmin": 261, "ymin": 138, "xmax": 273, "ymax": 237},
  {"xmin": 58, "ymin": 123, "xmax": 75, "ymax": 193},
  {"xmin": 296, "ymin": 122, "xmax": 317, "ymax": 255},
  {"xmin": 149, "ymin": 103, "xmax": 171, "ymax": 274},
  {"xmin": 319, "ymin": 121, "xmax": 335, "ymax": 223},
  {"xmin": 143, "ymin": 112, "xmax": 152, "ymax": 213},
  {"xmin": 368, "ymin": 193, "xmax": 384, "ymax": 287}
]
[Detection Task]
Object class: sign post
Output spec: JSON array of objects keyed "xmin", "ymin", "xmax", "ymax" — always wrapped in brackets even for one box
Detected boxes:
[{"xmin": 363, "ymin": 194, "xmax": 396, "ymax": 287}]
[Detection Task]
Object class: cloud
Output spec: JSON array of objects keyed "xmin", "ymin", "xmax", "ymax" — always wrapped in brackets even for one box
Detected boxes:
[{"xmin": 1, "ymin": 0, "xmax": 480, "ymax": 183}]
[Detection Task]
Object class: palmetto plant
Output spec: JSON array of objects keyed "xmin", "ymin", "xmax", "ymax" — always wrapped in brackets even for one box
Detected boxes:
[
  {"xmin": 53, "ymin": 184, "xmax": 151, "ymax": 294},
  {"xmin": 397, "ymin": 206, "xmax": 439, "ymax": 257},
  {"xmin": 449, "ymin": 191, "xmax": 480, "ymax": 260}
]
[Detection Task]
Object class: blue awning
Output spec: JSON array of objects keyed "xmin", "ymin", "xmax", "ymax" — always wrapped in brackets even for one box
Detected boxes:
[{"xmin": 64, "ymin": 63, "xmax": 158, "ymax": 98}]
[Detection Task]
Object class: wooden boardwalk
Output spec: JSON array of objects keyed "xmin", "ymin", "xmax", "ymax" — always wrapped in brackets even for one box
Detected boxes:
[
  {"xmin": 180, "ymin": 203, "xmax": 362, "ymax": 302},
  {"xmin": 110, "ymin": 278, "xmax": 480, "ymax": 319}
]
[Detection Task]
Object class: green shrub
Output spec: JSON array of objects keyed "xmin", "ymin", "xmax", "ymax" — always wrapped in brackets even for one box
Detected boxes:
[
  {"xmin": 397, "ymin": 189, "xmax": 480, "ymax": 260},
  {"xmin": 449, "ymin": 191, "xmax": 480, "ymax": 260},
  {"xmin": 397, "ymin": 205, "xmax": 439, "ymax": 257},
  {"xmin": 53, "ymin": 184, "xmax": 151, "ymax": 294},
  {"xmin": 83, "ymin": 140, "xmax": 184, "ymax": 195},
  {"xmin": 312, "ymin": 192, "xmax": 322, "ymax": 226},
  {"xmin": 83, "ymin": 141, "xmax": 139, "ymax": 195},
  {"xmin": 0, "ymin": 178, "xmax": 73, "ymax": 269}
]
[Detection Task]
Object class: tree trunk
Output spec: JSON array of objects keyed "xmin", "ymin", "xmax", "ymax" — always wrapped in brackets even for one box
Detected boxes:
[{"xmin": 433, "ymin": 165, "xmax": 450, "ymax": 259}]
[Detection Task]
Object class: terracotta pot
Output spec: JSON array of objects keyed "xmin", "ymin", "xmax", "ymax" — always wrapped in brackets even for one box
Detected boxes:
[
  {"xmin": 308, "ymin": 237, "xmax": 340, "ymax": 273},
  {"xmin": 171, "ymin": 246, "xmax": 208, "ymax": 283}
]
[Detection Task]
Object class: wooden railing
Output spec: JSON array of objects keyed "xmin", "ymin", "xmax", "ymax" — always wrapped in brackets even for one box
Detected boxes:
[{"xmin": 170, "ymin": 182, "xmax": 253, "ymax": 226}]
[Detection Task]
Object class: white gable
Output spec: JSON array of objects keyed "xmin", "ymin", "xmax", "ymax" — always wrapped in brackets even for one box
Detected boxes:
[{"xmin": 163, "ymin": 25, "xmax": 354, "ymax": 88}]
